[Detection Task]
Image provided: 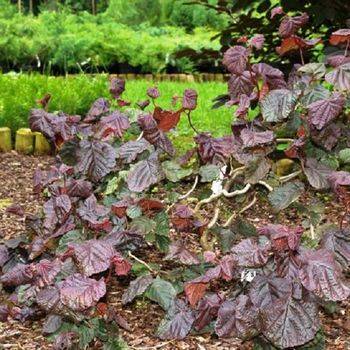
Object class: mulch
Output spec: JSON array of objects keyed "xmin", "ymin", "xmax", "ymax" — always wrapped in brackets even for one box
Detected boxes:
[{"xmin": 0, "ymin": 152, "xmax": 349, "ymax": 349}]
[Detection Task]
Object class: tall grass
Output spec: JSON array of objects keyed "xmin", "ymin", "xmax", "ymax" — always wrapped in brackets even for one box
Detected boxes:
[{"xmin": 0, "ymin": 74, "xmax": 232, "ymax": 142}]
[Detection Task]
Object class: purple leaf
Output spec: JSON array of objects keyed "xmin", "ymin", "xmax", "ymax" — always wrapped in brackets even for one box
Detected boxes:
[
  {"xmin": 136, "ymin": 100, "xmax": 150, "ymax": 110},
  {"xmin": 245, "ymin": 157, "xmax": 271, "ymax": 184},
  {"xmin": 270, "ymin": 6, "xmax": 284, "ymax": 19},
  {"xmin": 59, "ymin": 273, "xmax": 106, "ymax": 311},
  {"xmin": 223, "ymin": 46, "xmax": 249, "ymax": 74},
  {"xmin": 194, "ymin": 293, "xmax": 224, "ymax": 331},
  {"xmin": 304, "ymin": 158, "xmax": 332, "ymax": 189},
  {"xmin": 5, "ymin": 204, "xmax": 25, "ymax": 217},
  {"xmin": 43, "ymin": 314, "xmax": 62, "ymax": 335},
  {"xmin": 53, "ymin": 332, "xmax": 77, "ymax": 350},
  {"xmin": 259, "ymin": 224, "xmax": 303, "ymax": 251},
  {"xmin": 326, "ymin": 55, "xmax": 350, "ymax": 68},
  {"xmin": 43, "ymin": 195, "xmax": 72, "ymax": 232},
  {"xmin": 104, "ymin": 229, "xmax": 144, "ymax": 250},
  {"xmin": 0, "ymin": 245, "xmax": 9, "ymax": 268},
  {"xmin": 147, "ymin": 87, "xmax": 160, "ymax": 99},
  {"xmin": 96, "ymin": 111, "xmax": 130, "ymax": 140},
  {"xmin": 328, "ymin": 171, "xmax": 350, "ymax": 191},
  {"xmin": 228, "ymin": 71, "xmax": 256, "ymax": 99},
  {"xmin": 249, "ymin": 275, "xmax": 292, "ymax": 309},
  {"xmin": 70, "ymin": 239, "xmax": 116, "ymax": 276},
  {"xmin": 109, "ymin": 78, "xmax": 125, "ymax": 99},
  {"xmin": 85, "ymin": 98, "xmax": 110, "ymax": 122},
  {"xmin": 320, "ymin": 227, "xmax": 350, "ymax": 269},
  {"xmin": 0, "ymin": 304, "xmax": 11, "ymax": 322},
  {"xmin": 240, "ymin": 129, "xmax": 274, "ymax": 149},
  {"xmin": 127, "ymin": 153, "xmax": 164, "ymax": 192},
  {"xmin": 157, "ymin": 299, "xmax": 195, "ymax": 340},
  {"xmin": 231, "ymin": 239, "xmax": 269, "ymax": 267},
  {"xmin": 66, "ymin": 179, "xmax": 93, "ymax": 198},
  {"xmin": 122, "ymin": 274, "xmax": 154, "ymax": 305},
  {"xmin": 117, "ymin": 139, "xmax": 151, "ymax": 163},
  {"xmin": 299, "ymin": 249, "xmax": 350, "ymax": 301},
  {"xmin": 263, "ymin": 295, "xmax": 319, "ymax": 348},
  {"xmin": 0, "ymin": 263, "xmax": 35, "ymax": 286},
  {"xmin": 308, "ymin": 93, "xmax": 345, "ymax": 130},
  {"xmin": 164, "ymin": 241, "xmax": 200, "ymax": 265},
  {"xmin": 325, "ymin": 63, "xmax": 350, "ymax": 91},
  {"xmin": 215, "ymin": 295, "xmax": 258, "ymax": 338},
  {"xmin": 252, "ymin": 63, "xmax": 287, "ymax": 89},
  {"xmin": 250, "ymin": 34, "xmax": 265, "ymax": 50},
  {"xmin": 182, "ymin": 89, "xmax": 198, "ymax": 110},
  {"xmin": 35, "ymin": 259, "xmax": 62, "ymax": 288},
  {"xmin": 77, "ymin": 195, "xmax": 111, "ymax": 232},
  {"xmin": 195, "ymin": 132, "xmax": 234, "ymax": 165},
  {"xmin": 36, "ymin": 286, "xmax": 61, "ymax": 312},
  {"xmin": 310, "ymin": 123, "xmax": 342, "ymax": 151},
  {"xmin": 235, "ymin": 94, "xmax": 250, "ymax": 118},
  {"xmin": 75, "ymin": 139, "xmax": 116, "ymax": 182},
  {"xmin": 279, "ymin": 13, "xmax": 309, "ymax": 38}
]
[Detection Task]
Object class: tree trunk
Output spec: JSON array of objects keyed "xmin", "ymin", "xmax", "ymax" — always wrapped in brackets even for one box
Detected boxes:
[
  {"xmin": 17, "ymin": 0, "xmax": 22, "ymax": 13},
  {"xmin": 91, "ymin": 0, "xmax": 96, "ymax": 15},
  {"xmin": 29, "ymin": 0, "xmax": 33, "ymax": 14}
]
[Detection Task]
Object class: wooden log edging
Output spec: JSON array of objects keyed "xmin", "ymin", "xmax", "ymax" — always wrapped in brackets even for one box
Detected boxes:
[
  {"xmin": 0, "ymin": 128, "xmax": 51, "ymax": 155},
  {"xmin": 108, "ymin": 73, "xmax": 230, "ymax": 82}
]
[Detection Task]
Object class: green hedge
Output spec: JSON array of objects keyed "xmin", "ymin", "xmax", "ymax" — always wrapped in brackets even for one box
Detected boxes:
[
  {"xmin": 0, "ymin": 7, "xmax": 220, "ymax": 74},
  {"xmin": 0, "ymin": 74, "xmax": 232, "ymax": 140}
]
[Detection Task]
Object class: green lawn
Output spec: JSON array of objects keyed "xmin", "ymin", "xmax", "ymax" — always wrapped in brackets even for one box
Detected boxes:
[{"xmin": 0, "ymin": 74, "xmax": 232, "ymax": 141}]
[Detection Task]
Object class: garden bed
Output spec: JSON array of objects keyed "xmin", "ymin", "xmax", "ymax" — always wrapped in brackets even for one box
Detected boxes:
[{"xmin": 1, "ymin": 152, "xmax": 349, "ymax": 349}]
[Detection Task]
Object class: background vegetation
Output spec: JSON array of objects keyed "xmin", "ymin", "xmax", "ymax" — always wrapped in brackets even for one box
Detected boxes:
[{"xmin": 0, "ymin": 74, "xmax": 231, "ymax": 139}]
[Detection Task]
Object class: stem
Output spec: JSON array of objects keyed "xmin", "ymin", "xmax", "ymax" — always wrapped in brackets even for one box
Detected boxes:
[
  {"xmin": 128, "ymin": 251, "xmax": 155, "ymax": 273},
  {"xmin": 345, "ymin": 39, "xmax": 350, "ymax": 57},
  {"xmin": 223, "ymin": 195, "xmax": 257, "ymax": 228},
  {"xmin": 299, "ymin": 47, "xmax": 305, "ymax": 65},
  {"xmin": 179, "ymin": 175, "xmax": 199, "ymax": 200},
  {"xmin": 136, "ymin": 131, "xmax": 144, "ymax": 141},
  {"xmin": 186, "ymin": 111, "xmax": 200, "ymax": 134},
  {"xmin": 258, "ymin": 180, "xmax": 273, "ymax": 192},
  {"xmin": 279, "ymin": 170, "xmax": 302, "ymax": 183}
]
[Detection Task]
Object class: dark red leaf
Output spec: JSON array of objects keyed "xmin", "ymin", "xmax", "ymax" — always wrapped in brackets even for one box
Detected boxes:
[
  {"xmin": 277, "ymin": 36, "xmax": 321, "ymax": 56},
  {"xmin": 153, "ymin": 107, "xmax": 182, "ymax": 132},
  {"xmin": 329, "ymin": 29, "xmax": 350, "ymax": 46},
  {"xmin": 35, "ymin": 259, "xmax": 62, "ymax": 288},
  {"xmin": 111, "ymin": 253, "xmax": 132, "ymax": 276},
  {"xmin": 0, "ymin": 263, "xmax": 35, "ymax": 287},
  {"xmin": 5, "ymin": 204, "xmax": 25, "ymax": 217},
  {"xmin": 228, "ymin": 71, "xmax": 256, "ymax": 99},
  {"xmin": 240, "ymin": 129, "xmax": 274, "ymax": 149}
]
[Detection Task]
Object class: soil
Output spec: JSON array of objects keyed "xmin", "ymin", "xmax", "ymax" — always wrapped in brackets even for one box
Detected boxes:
[{"xmin": 0, "ymin": 152, "xmax": 349, "ymax": 349}]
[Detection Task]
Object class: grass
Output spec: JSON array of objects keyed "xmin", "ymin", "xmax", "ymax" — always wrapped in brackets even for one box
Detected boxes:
[{"xmin": 0, "ymin": 74, "xmax": 232, "ymax": 143}]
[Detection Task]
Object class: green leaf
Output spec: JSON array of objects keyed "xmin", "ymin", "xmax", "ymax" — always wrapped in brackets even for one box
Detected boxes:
[
  {"xmin": 261, "ymin": 89, "xmax": 296, "ymax": 122},
  {"xmin": 154, "ymin": 211, "xmax": 169, "ymax": 236},
  {"xmin": 126, "ymin": 205, "xmax": 142, "ymax": 219},
  {"xmin": 56, "ymin": 230, "xmax": 85, "ymax": 254},
  {"xmin": 162, "ymin": 160, "xmax": 193, "ymax": 182},
  {"xmin": 131, "ymin": 216, "xmax": 156, "ymax": 235},
  {"xmin": 339, "ymin": 148, "xmax": 350, "ymax": 164},
  {"xmin": 268, "ymin": 181, "xmax": 304, "ymax": 212},
  {"xmin": 298, "ymin": 63, "xmax": 326, "ymax": 80},
  {"xmin": 145, "ymin": 277, "xmax": 177, "ymax": 310},
  {"xmin": 199, "ymin": 164, "xmax": 220, "ymax": 182}
]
